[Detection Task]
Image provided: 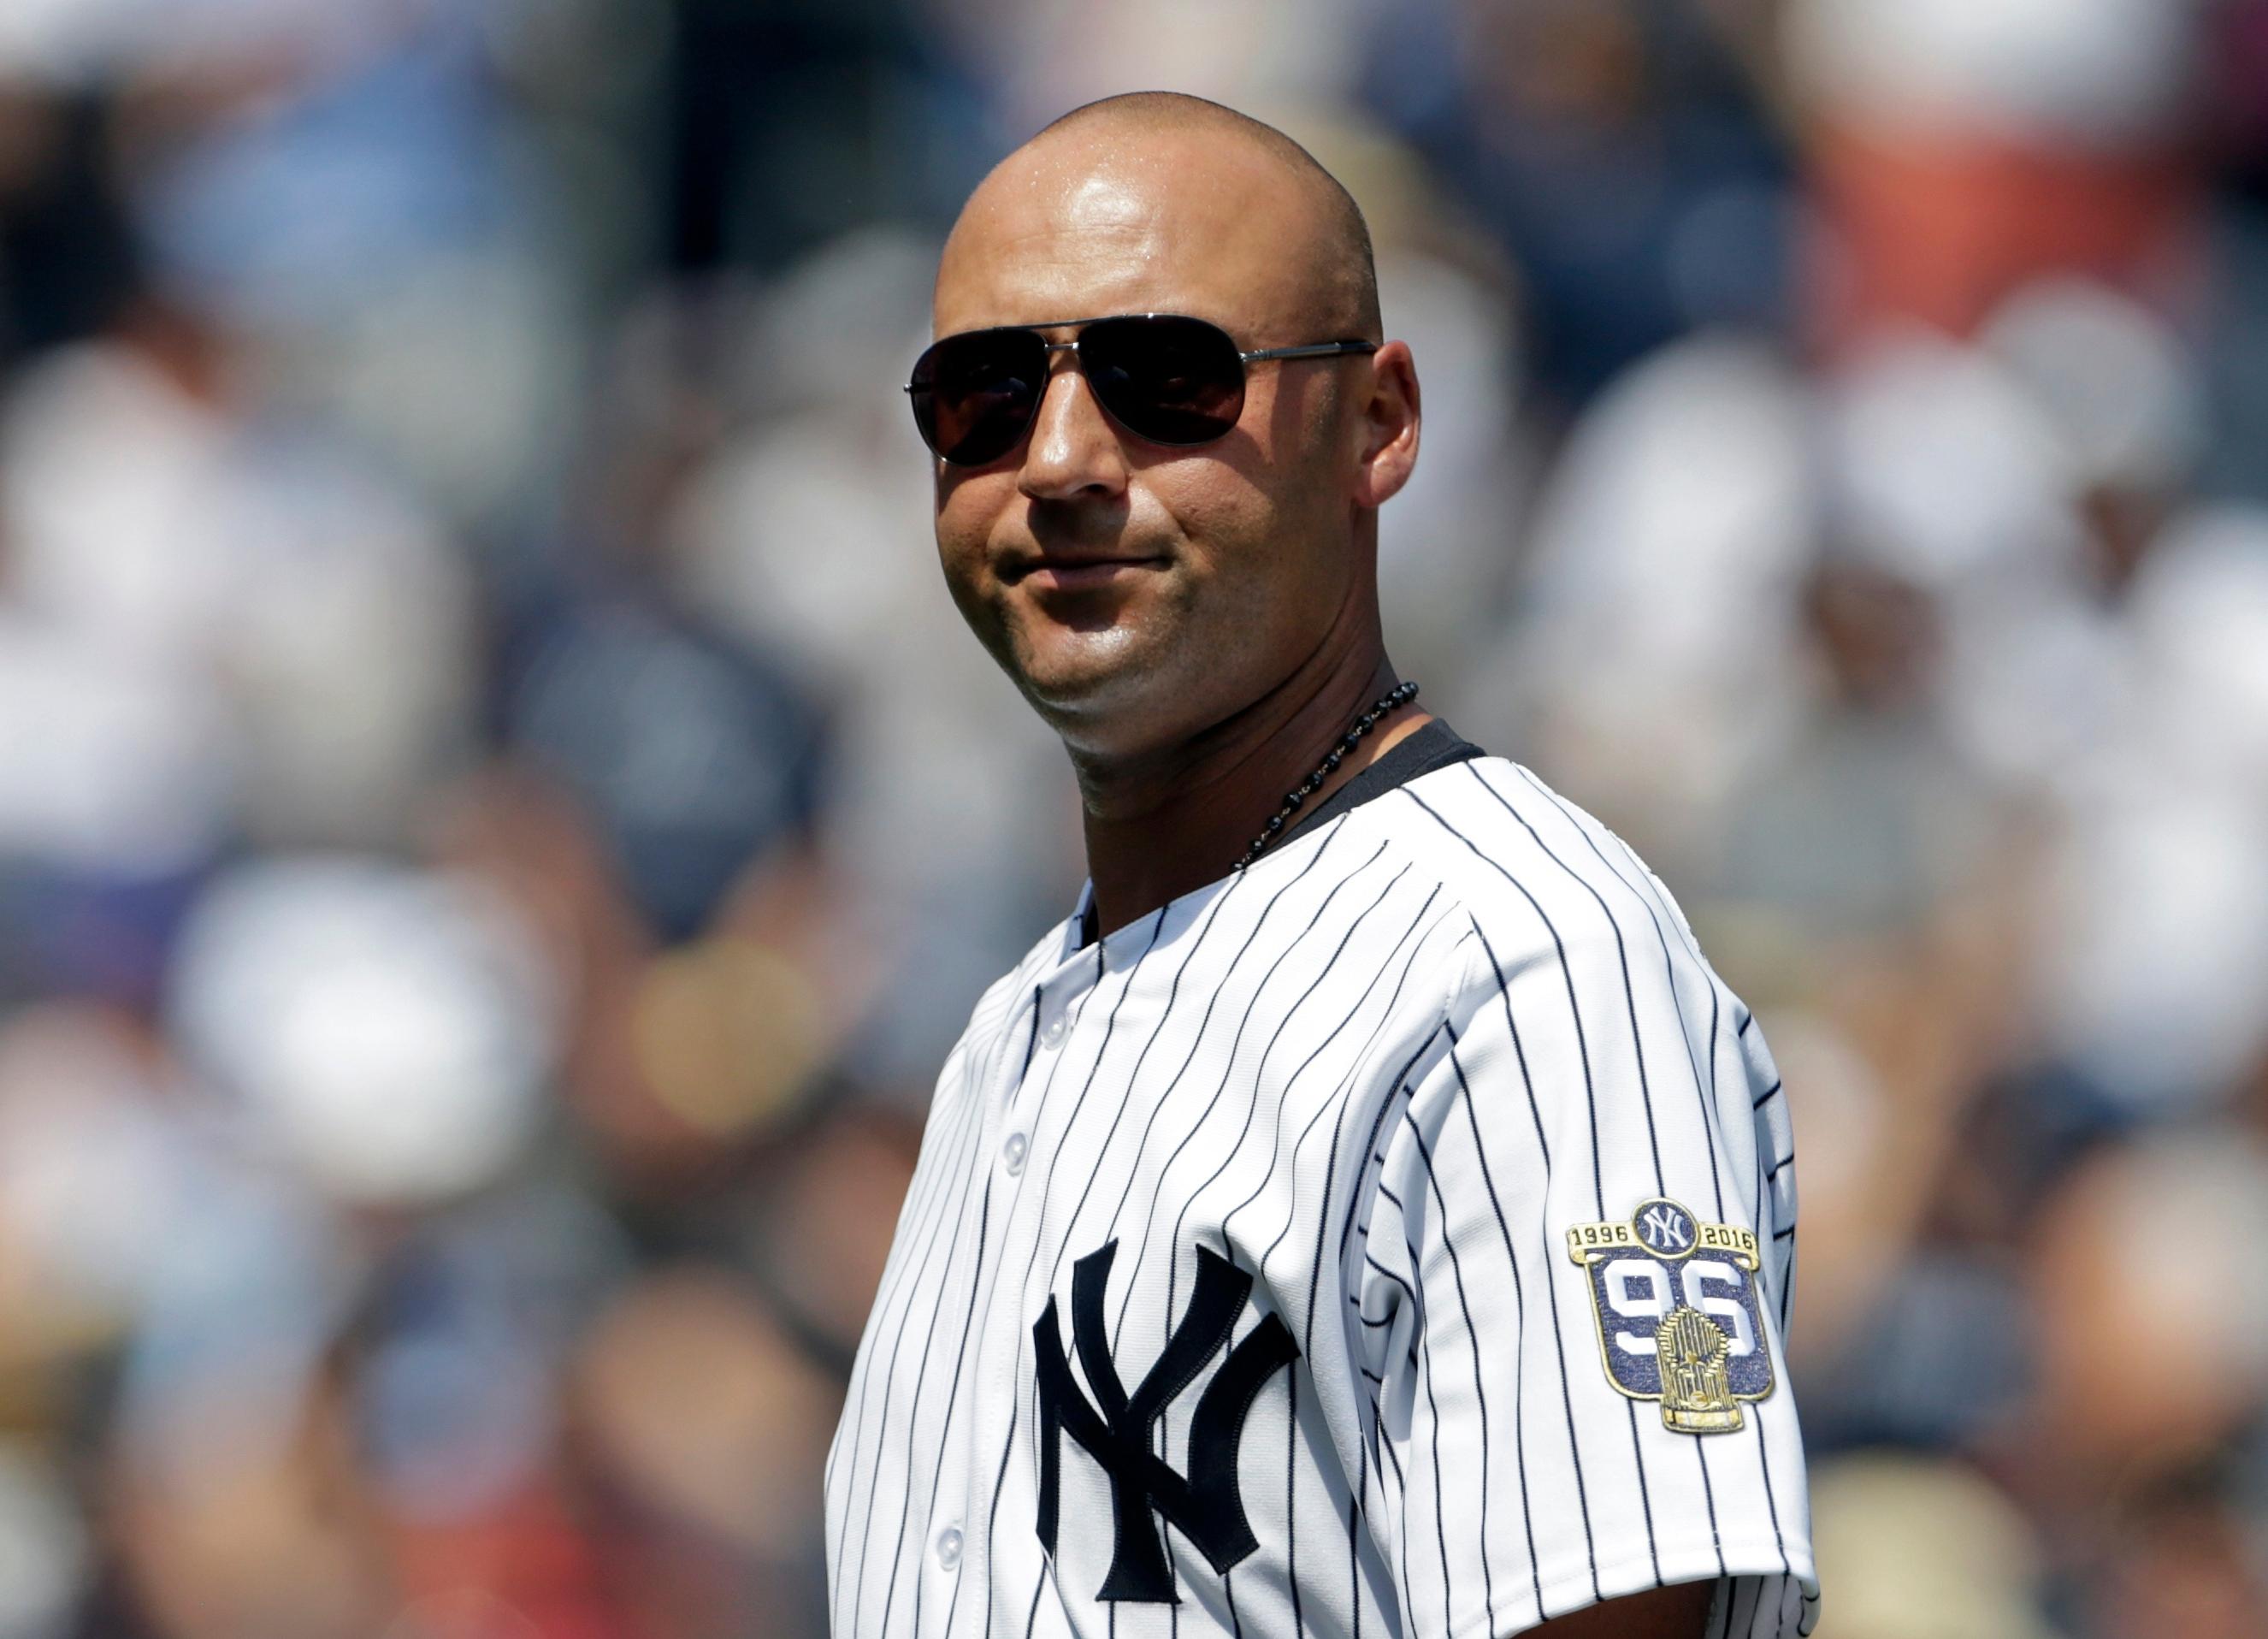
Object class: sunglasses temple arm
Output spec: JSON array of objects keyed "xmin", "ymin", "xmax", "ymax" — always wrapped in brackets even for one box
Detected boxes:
[{"xmin": 1237, "ymin": 341, "xmax": 1381, "ymax": 362}]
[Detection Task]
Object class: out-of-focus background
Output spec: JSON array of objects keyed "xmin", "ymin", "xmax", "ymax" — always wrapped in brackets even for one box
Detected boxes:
[{"xmin": 0, "ymin": 1, "xmax": 2265, "ymax": 1635}]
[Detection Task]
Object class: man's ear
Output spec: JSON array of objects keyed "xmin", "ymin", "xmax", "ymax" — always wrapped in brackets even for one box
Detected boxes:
[{"xmin": 1351, "ymin": 340, "xmax": 1420, "ymax": 510}]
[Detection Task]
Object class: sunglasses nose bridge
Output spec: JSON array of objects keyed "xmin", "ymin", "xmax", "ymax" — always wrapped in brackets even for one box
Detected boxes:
[
  {"xmin": 1019, "ymin": 340, "xmax": 1131, "ymax": 493},
  {"xmin": 1037, "ymin": 337, "xmax": 1084, "ymax": 382},
  {"xmin": 1029, "ymin": 339, "xmax": 1096, "ymax": 416}
]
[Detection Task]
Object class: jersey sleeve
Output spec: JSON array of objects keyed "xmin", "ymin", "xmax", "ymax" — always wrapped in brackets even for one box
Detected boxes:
[{"xmin": 1332, "ymin": 874, "xmax": 1818, "ymax": 1637}]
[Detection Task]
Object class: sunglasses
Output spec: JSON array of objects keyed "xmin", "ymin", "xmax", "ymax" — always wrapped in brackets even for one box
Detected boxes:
[{"xmin": 906, "ymin": 312, "xmax": 1379, "ymax": 467}]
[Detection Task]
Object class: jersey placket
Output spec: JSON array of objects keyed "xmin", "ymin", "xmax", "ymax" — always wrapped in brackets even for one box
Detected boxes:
[{"xmin": 940, "ymin": 928, "xmax": 1115, "ymax": 1636}]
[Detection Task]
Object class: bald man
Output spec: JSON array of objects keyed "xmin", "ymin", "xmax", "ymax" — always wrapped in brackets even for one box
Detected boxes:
[{"xmin": 825, "ymin": 93, "xmax": 1818, "ymax": 1639}]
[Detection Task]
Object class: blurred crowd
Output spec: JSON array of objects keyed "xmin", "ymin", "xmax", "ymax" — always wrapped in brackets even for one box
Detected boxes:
[{"xmin": 0, "ymin": 1, "xmax": 2265, "ymax": 1636}]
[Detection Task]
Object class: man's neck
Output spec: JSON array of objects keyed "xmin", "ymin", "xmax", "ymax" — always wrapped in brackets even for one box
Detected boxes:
[{"xmin": 1069, "ymin": 646, "xmax": 1434, "ymax": 942}]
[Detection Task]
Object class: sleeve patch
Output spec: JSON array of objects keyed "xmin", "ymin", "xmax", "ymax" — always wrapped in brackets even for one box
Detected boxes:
[{"xmin": 1566, "ymin": 1198, "xmax": 1775, "ymax": 1434}]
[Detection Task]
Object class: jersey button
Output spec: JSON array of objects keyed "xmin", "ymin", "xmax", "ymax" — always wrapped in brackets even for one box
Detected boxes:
[
  {"xmin": 1041, "ymin": 1012, "xmax": 1066, "ymax": 1047},
  {"xmin": 936, "ymin": 1525, "xmax": 964, "ymax": 1571},
  {"xmin": 1001, "ymin": 1132, "xmax": 1029, "ymax": 1175}
]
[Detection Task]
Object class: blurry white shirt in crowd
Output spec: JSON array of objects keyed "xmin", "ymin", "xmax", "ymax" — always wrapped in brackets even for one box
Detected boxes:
[
  {"xmin": 168, "ymin": 854, "xmax": 559, "ymax": 1207},
  {"xmin": 1913, "ymin": 284, "xmax": 2206, "ymax": 803},
  {"xmin": 1824, "ymin": 328, "xmax": 2079, "ymax": 593},
  {"xmin": 1463, "ymin": 334, "xmax": 1815, "ymax": 865},
  {"xmin": 2005, "ymin": 507, "xmax": 2268, "ymax": 1099},
  {"xmin": 2035, "ymin": 787, "xmax": 2268, "ymax": 1115},
  {"xmin": 1982, "ymin": 279, "xmax": 2204, "ymax": 501},
  {"xmin": 1816, "ymin": 328, "xmax": 2104, "ymax": 798},
  {"xmin": 1885, "ymin": 296, "xmax": 2259, "ymax": 819},
  {"xmin": 2, "ymin": 344, "xmax": 239, "ymax": 660},
  {"xmin": 0, "ymin": 615, "xmax": 237, "ymax": 879},
  {"xmin": 0, "ymin": 340, "xmax": 476, "ymax": 848},
  {"xmin": 2122, "ymin": 508, "xmax": 2268, "ymax": 810},
  {"xmin": 1787, "ymin": 0, "xmax": 2203, "ymax": 150}
]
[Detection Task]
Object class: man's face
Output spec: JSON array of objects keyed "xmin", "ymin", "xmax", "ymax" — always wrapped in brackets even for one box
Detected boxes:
[{"xmin": 927, "ymin": 132, "xmax": 1378, "ymax": 758}]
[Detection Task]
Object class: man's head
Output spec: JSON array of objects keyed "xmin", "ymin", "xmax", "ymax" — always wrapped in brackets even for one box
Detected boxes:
[{"xmin": 926, "ymin": 92, "xmax": 1420, "ymax": 760}]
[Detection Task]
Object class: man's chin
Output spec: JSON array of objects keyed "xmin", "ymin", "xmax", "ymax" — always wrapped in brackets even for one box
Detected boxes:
[
  {"xmin": 1007, "ymin": 633, "xmax": 1184, "ymax": 742},
  {"xmin": 1016, "ymin": 655, "xmax": 1155, "ymax": 721}
]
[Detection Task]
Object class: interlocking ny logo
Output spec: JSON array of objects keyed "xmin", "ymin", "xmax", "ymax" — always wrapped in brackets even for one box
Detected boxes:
[
  {"xmin": 1033, "ymin": 1240, "xmax": 1298, "ymax": 1603},
  {"xmin": 1640, "ymin": 1202, "xmax": 1692, "ymax": 1252}
]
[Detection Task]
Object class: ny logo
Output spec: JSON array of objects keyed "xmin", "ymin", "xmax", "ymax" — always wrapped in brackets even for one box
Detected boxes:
[
  {"xmin": 1033, "ymin": 1240, "xmax": 1298, "ymax": 1603},
  {"xmin": 1642, "ymin": 1204, "xmax": 1692, "ymax": 1251}
]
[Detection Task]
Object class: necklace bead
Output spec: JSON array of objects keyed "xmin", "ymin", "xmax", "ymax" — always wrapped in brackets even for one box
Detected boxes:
[{"xmin": 1234, "ymin": 680, "xmax": 1420, "ymax": 871}]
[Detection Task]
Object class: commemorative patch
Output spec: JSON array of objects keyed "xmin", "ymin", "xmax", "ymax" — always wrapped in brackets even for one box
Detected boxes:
[{"xmin": 1566, "ymin": 1198, "xmax": 1774, "ymax": 1435}]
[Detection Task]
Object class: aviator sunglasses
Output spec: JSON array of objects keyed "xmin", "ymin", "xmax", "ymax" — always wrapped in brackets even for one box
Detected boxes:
[{"xmin": 906, "ymin": 312, "xmax": 1379, "ymax": 467}]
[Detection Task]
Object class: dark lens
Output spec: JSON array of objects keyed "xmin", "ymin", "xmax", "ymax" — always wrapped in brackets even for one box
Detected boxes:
[
  {"xmin": 909, "ymin": 328, "xmax": 1048, "ymax": 465},
  {"xmin": 1078, "ymin": 316, "xmax": 1245, "ymax": 447}
]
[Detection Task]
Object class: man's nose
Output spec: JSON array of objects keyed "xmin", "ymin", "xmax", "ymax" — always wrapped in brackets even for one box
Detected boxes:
[{"xmin": 1018, "ymin": 358, "xmax": 1130, "ymax": 500}]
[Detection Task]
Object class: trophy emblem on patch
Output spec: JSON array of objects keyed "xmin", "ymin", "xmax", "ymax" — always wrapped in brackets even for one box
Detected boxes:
[{"xmin": 1566, "ymin": 1198, "xmax": 1775, "ymax": 1435}]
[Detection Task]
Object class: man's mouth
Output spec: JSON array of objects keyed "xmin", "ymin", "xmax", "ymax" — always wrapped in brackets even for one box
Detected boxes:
[{"xmin": 1008, "ymin": 553, "xmax": 1168, "ymax": 591}]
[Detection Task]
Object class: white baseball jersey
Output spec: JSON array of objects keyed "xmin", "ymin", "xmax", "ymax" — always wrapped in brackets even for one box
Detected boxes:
[{"xmin": 825, "ymin": 747, "xmax": 1818, "ymax": 1639}]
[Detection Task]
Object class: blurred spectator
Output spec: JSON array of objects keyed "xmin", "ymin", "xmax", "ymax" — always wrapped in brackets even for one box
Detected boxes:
[
  {"xmin": 1361, "ymin": 0, "xmax": 1794, "ymax": 409},
  {"xmin": 0, "ymin": 316, "xmax": 478, "ymax": 854},
  {"xmin": 1807, "ymin": 1453, "xmax": 2052, "ymax": 1639},
  {"xmin": 1787, "ymin": 0, "xmax": 2209, "ymax": 346},
  {"xmin": 1457, "ymin": 330, "xmax": 1816, "ymax": 873}
]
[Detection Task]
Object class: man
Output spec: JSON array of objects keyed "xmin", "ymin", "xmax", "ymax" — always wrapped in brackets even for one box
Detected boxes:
[{"xmin": 824, "ymin": 92, "xmax": 1816, "ymax": 1639}]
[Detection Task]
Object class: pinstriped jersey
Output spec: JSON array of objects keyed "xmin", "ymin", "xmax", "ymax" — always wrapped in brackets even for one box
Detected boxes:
[{"xmin": 824, "ymin": 754, "xmax": 1818, "ymax": 1639}]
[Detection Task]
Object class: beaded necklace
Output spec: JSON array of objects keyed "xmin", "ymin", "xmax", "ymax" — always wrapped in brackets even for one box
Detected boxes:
[{"xmin": 1232, "ymin": 679, "xmax": 1420, "ymax": 871}]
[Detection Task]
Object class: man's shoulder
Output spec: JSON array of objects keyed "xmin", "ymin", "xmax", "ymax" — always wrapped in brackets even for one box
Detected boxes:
[{"xmin": 1351, "ymin": 752, "xmax": 1705, "ymax": 978}]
